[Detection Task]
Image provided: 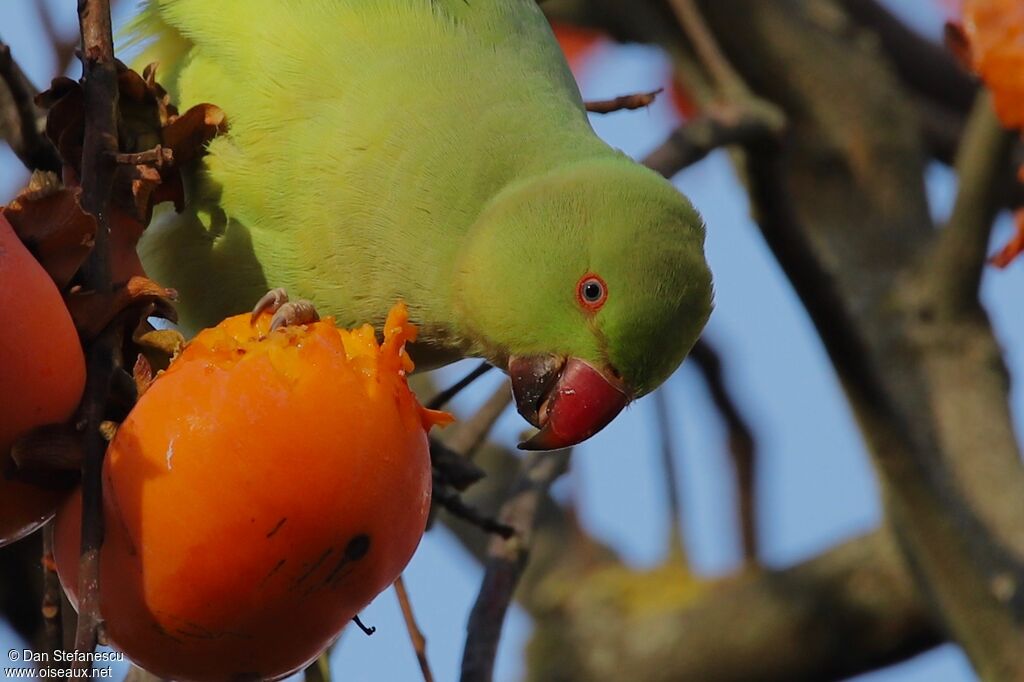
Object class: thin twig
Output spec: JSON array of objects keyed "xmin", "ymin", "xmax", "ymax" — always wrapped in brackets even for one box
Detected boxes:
[
  {"xmin": 434, "ymin": 487, "xmax": 515, "ymax": 539},
  {"xmin": 585, "ymin": 88, "xmax": 663, "ymax": 114},
  {"xmin": 430, "ymin": 438, "xmax": 486, "ymax": 492},
  {"xmin": 460, "ymin": 449, "xmax": 571, "ymax": 682},
  {"xmin": 667, "ymin": 0, "xmax": 747, "ymax": 98},
  {"xmin": 394, "ymin": 576, "xmax": 434, "ymax": 682},
  {"xmin": 302, "ymin": 651, "xmax": 332, "ymax": 682},
  {"xmin": 41, "ymin": 523, "xmax": 63, "ymax": 661},
  {"xmin": 73, "ymin": 0, "xmax": 121, "ymax": 665},
  {"xmin": 427, "ymin": 362, "xmax": 492, "ymax": 410},
  {"xmin": 689, "ymin": 339, "xmax": 759, "ymax": 566},
  {"xmin": 72, "ymin": 323, "xmax": 123, "ymax": 664},
  {"xmin": 110, "ymin": 146, "xmax": 174, "ymax": 168},
  {"xmin": 442, "ymin": 382, "xmax": 512, "ymax": 460},
  {"xmin": 35, "ymin": 1, "xmax": 83, "ymax": 78},
  {"xmin": 642, "ymin": 104, "xmax": 782, "ymax": 178},
  {"xmin": 652, "ymin": 389, "xmax": 686, "ymax": 559},
  {"xmin": 0, "ymin": 40, "xmax": 61, "ymax": 172}
]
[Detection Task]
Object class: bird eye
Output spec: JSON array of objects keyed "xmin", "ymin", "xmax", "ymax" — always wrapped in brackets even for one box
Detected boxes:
[{"xmin": 576, "ymin": 274, "xmax": 608, "ymax": 311}]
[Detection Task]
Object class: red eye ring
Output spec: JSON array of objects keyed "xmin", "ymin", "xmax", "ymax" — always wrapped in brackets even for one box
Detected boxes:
[{"xmin": 576, "ymin": 273, "xmax": 608, "ymax": 312}]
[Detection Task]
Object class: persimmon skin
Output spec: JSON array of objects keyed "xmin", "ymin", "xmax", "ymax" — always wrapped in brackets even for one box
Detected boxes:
[
  {"xmin": 0, "ymin": 215, "xmax": 84, "ymax": 547},
  {"xmin": 55, "ymin": 304, "xmax": 448, "ymax": 682}
]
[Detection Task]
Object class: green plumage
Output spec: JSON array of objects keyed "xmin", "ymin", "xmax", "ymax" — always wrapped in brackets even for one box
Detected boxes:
[{"xmin": 131, "ymin": 0, "xmax": 712, "ymax": 396}]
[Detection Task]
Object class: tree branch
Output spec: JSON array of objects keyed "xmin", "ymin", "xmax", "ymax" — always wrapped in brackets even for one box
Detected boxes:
[
  {"xmin": 395, "ymin": 576, "xmax": 434, "ymax": 682},
  {"xmin": 460, "ymin": 449, "xmax": 571, "ymax": 682},
  {"xmin": 927, "ymin": 90, "xmax": 1016, "ymax": 310},
  {"xmin": 72, "ymin": 0, "xmax": 121, "ymax": 667},
  {"xmin": 836, "ymin": 0, "xmax": 976, "ymax": 114},
  {"xmin": 689, "ymin": 339, "xmax": 759, "ymax": 566},
  {"xmin": 533, "ymin": 530, "xmax": 942, "ymax": 682},
  {"xmin": 0, "ymin": 40, "xmax": 61, "ymax": 173},
  {"xmin": 584, "ymin": 88, "xmax": 663, "ymax": 114},
  {"xmin": 41, "ymin": 524, "xmax": 62, "ymax": 657},
  {"xmin": 652, "ymin": 389, "xmax": 687, "ymax": 557},
  {"xmin": 642, "ymin": 103, "xmax": 782, "ymax": 178}
]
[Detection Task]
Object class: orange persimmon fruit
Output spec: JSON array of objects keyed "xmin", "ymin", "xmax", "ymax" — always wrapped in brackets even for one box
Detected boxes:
[
  {"xmin": 0, "ymin": 214, "xmax": 85, "ymax": 547},
  {"xmin": 55, "ymin": 302, "xmax": 451, "ymax": 681}
]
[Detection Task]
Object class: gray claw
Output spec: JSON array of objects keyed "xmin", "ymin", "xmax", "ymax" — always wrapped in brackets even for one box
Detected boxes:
[
  {"xmin": 269, "ymin": 301, "xmax": 320, "ymax": 332},
  {"xmin": 251, "ymin": 288, "xmax": 290, "ymax": 325}
]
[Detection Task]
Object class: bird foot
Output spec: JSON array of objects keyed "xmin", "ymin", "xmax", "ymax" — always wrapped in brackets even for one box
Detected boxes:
[{"xmin": 251, "ymin": 288, "xmax": 321, "ymax": 331}]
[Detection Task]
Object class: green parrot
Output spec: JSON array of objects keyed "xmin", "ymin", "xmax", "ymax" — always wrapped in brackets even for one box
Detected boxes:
[{"xmin": 128, "ymin": 0, "xmax": 713, "ymax": 450}]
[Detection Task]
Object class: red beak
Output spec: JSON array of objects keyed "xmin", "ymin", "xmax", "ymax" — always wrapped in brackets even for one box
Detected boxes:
[{"xmin": 508, "ymin": 356, "xmax": 630, "ymax": 451}]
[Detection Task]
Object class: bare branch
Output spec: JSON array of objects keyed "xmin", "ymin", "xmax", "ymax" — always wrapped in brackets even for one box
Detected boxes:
[
  {"xmin": 667, "ymin": 0, "xmax": 746, "ymax": 99},
  {"xmin": 40, "ymin": 524, "xmax": 62, "ymax": 658},
  {"xmin": 535, "ymin": 530, "xmax": 942, "ymax": 681},
  {"xmin": 394, "ymin": 576, "xmax": 434, "ymax": 682},
  {"xmin": 689, "ymin": 339, "xmax": 759, "ymax": 565},
  {"xmin": 441, "ymin": 381, "xmax": 511, "ymax": 460},
  {"xmin": 110, "ymin": 146, "xmax": 174, "ymax": 168},
  {"xmin": 460, "ymin": 449, "xmax": 571, "ymax": 682},
  {"xmin": 0, "ymin": 40, "xmax": 61, "ymax": 173},
  {"xmin": 35, "ymin": 1, "xmax": 83, "ymax": 78},
  {"xmin": 642, "ymin": 103, "xmax": 782, "ymax": 178},
  {"xmin": 433, "ymin": 486, "xmax": 515, "ymax": 540},
  {"xmin": 836, "ymin": 0, "xmax": 976, "ymax": 114},
  {"xmin": 584, "ymin": 88, "xmax": 663, "ymax": 114},
  {"xmin": 927, "ymin": 90, "xmax": 1016, "ymax": 310},
  {"xmin": 426, "ymin": 362, "xmax": 492, "ymax": 410},
  {"xmin": 651, "ymin": 389, "xmax": 686, "ymax": 557},
  {"xmin": 72, "ymin": 0, "xmax": 121, "ymax": 665}
]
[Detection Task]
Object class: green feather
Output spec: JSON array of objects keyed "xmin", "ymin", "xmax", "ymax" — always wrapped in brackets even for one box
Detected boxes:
[{"xmin": 130, "ymin": 0, "xmax": 712, "ymax": 393}]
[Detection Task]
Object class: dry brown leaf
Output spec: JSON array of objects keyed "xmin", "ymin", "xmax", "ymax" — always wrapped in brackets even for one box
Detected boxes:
[
  {"xmin": 1, "ymin": 174, "xmax": 97, "ymax": 288},
  {"xmin": 67, "ymin": 275, "xmax": 178, "ymax": 340},
  {"xmin": 163, "ymin": 103, "xmax": 227, "ymax": 165}
]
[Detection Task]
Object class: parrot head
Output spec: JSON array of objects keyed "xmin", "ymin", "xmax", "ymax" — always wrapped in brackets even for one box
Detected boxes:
[{"xmin": 455, "ymin": 156, "xmax": 712, "ymax": 451}]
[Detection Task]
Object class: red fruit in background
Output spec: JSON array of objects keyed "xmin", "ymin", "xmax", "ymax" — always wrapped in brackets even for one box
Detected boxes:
[
  {"xmin": 550, "ymin": 21, "xmax": 607, "ymax": 73},
  {"xmin": 0, "ymin": 214, "xmax": 84, "ymax": 547},
  {"xmin": 55, "ymin": 303, "xmax": 450, "ymax": 681}
]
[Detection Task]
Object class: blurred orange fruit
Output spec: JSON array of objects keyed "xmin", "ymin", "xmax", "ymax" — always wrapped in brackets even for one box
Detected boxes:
[{"xmin": 0, "ymin": 214, "xmax": 84, "ymax": 547}]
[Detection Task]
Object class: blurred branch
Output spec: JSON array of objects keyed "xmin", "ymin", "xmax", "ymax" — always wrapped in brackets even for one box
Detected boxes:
[
  {"xmin": 689, "ymin": 339, "xmax": 759, "ymax": 566},
  {"xmin": 690, "ymin": 0, "xmax": 1024, "ymax": 674},
  {"xmin": 433, "ymin": 486, "xmax": 515, "ymax": 539},
  {"xmin": 461, "ymin": 449, "xmax": 571, "ymax": 682},
  {"xmin": 0, "ymin": 40, "xmax": 61, "ymax": 173},
  {"xmin": 442, "ymin": 436, "xmax": 941, "ymax": 680},
  {"xmin": 441, "ymin": 382, "xmax": 511, "ymax": 460},
  {"xmin": 642, "ymin": 104, "xmax": 782, "ymax": 178},
  {"xmin": 667, "ymin": 0, "xmax": 745, "ymax": 99},
  {"xmin": 35, "ymin": 1, "xmax": 83, "ymax": 79},
  {"xmin": 427, "ymin": 362, "xmax": 492, "ymax": 410},
  {"xmin": 41, "ymin": 524, "xmax": 62, "ymax": 659},
  {"xmin": 531, "ymin": 530, "xmax": 942, "ymax": 681},
  {"xmin": 835, "ymin": 0, "xmax": 976, "ymax": 113},
  {"xmin": 545, "ymin": 0, "xmax": 1024, "ymax": 676},
  {"xmin": 584, "ymin": 88, "xmax": 662, "ymax": 114},
  {"xmin": 395, "ymin": 576, "xmax": 434, "ymax": 682},
  {"xmin": 651, "ymin": 389, "xmax": 686, "ymax": 558},
  {"xmin": 927, "ymin": 91, "xmax": 1016, "ymax": 310}
]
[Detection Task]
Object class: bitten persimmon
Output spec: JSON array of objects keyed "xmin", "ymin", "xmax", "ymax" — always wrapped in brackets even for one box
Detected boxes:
[
  {"xmin": 55, "ymin": 302, "xmax": 450, "ymax": 682},
  {"xmin": 0, "ymin": 214, "xmax": 85, "ymax": 547}
]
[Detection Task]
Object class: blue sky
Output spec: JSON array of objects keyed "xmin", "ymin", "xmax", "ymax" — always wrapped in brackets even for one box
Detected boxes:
[{"xmin": 2, "ymin": 2, "xmax": 1020, "ymax": 680}]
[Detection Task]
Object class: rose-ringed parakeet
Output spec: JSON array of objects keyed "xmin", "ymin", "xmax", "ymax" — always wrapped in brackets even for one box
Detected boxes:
[{"xmin": 129, "ymin": 0, "xmax": 713, "ymax": 450}]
